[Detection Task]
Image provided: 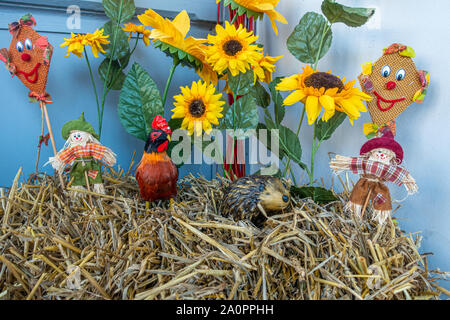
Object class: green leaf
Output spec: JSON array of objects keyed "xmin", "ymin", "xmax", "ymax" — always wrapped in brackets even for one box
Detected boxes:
[
  {"xmin": 102, "ymin": 20, "xmax": 130, "ymax": 60},
  {"xmin": 290, "ymin": 186, "xmax": 338, "ymax": 204},
  {"xmin": 277, "ymin": 125, "xmax": 307, "ymax": 169},
  {"xmin": 252, "ymin": 163, "xmax": 281, "ymax": 177},
  {"xmin": 98, "ymin": 58, "xmax": 126, "ymax": 90},
  {"xmin": 321, "ymin": 0, "xmax": 375, "ymax": 27},
  {"xmin": 263, "ymin": 115, "xmax": 306, "ymax": 169},
  {"xmin": 314, "ymin": 111, "xmax": 346, "ymax": 141},
  {"xmin": 220, "ymin": 95, "xmax": 259, "ymax": 138},
  {"xmin": 102, "ymin": 0, "xmax": 135, "ymax": 24},
  {"xmin": 227, "ymin": 69, "xmax": 254, "ymax": 96},
  {"xmin": 168, "ymin": 118, "xmax": 183, "ymax": 132},
  {"xmin": 256, "ymin": 122, "xmax": 285, "ymax": 159},
  {"xmin": 286, "ymin": 12, "xmax": 332, "ymax": 64},
  {"xmin": 250, "ymin": 82, "xmax": 271, "ymax": 108},
  {"xmin": 269, "ymin": 77, "xmax": 285, "ymax": 124},
  {"xmin": 118, "ymin": 62, "xmax": 163, "ymax": 141}
]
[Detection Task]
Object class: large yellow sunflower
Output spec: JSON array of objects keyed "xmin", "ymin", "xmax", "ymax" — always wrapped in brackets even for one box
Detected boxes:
[
  {"xmin": 276, "ymin": 65, "xmax": 372, "ymax": 125},
  {"xmin": 217, "ymin": 0, "xmax": 287, "ymax": 35},
  {"xmin": 206, "ymin": 21, "xmax": 262, "ymax": 77},
  {"xmin": 60, "ymin": 29, "xmax": 110, "ymax": 58},
  {"xmin": 171, "ymin": 81, "xmax": 225, "ymax": 136},
  {"xmin": 138, "ymin": 9, "xmax": 217, "ymax": 85}
]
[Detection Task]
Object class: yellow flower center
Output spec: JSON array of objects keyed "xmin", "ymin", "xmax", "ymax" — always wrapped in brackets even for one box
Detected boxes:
[
  {"xmin": 189, "ymin": 99, "xmax": 206, "ymax": 118},
  {"xmin": 304, "ymin": 72, "xmax": 344, "ymax": 92},
  {"xmin": 223, "ymin": 39, "xmax": 243, "ymax": 56}
]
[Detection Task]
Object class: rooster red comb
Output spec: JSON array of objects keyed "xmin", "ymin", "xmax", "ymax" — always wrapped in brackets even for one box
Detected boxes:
[{"xmin": 152, "ymin": 115, "xmax": 171, "ymax": 136}]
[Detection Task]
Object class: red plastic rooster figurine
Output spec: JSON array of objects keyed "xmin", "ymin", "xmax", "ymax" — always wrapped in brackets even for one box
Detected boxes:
[{"xmin": 136, "ymin": 115, "xmax": 178, "ymax": 202}]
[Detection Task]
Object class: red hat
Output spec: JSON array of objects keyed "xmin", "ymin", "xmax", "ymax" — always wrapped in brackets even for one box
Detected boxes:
[{"xmin": 360, "ymin": 128, "xmax": 404, "ymax": 164}]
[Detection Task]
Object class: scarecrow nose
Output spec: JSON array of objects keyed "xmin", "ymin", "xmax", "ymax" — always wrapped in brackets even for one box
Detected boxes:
[
  {"xmin": 386, "ymin": 81, "xmax": 396, "ymax": 90},
  {"xmin": 21, "ymin": 53, "xmax": 31, "ymax": 61}
]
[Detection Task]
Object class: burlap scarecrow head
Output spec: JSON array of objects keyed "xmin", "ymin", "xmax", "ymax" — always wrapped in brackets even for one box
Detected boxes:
[
  {"xmin": 0, "ymin": 13, "xmax": 53, "ymax": 99},
  {"xmin": 62, "ymin": 112, "xmax": 99, "ymax": 141},
  {"xmin": 358, "ymin": 43, "xmax": 429, "ymax": 126}
]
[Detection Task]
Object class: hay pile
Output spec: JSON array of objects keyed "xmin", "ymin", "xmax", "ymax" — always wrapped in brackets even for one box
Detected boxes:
[{"xmin": 0, "ymin": 167, "xmax": 447, "ymax": 300}]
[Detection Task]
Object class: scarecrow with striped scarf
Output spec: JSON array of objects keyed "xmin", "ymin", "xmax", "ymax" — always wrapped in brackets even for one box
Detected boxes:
[
  {"xmin": 48, "ymin": 113, "xmax": 116, "ymax": 195},
  {"xmin": 329, "ymin": 128, "xmax": 417, "ymax": 224}
]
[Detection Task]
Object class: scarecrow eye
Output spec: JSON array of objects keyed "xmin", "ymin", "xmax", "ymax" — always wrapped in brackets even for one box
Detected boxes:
[
  {"xmin": 396, "ymin": 69, "xmax": 406, "ymax": 81},
  {"xmin": 381, "ymin": 65, "xmax": 391, "ymax": 77},
  {"xmin": 24, "ymin": 38, "xmax": 33, "ymax": 50},
  {"xmin": 16, "ymin": 41, "xmax": 24, "ymax": 52}
]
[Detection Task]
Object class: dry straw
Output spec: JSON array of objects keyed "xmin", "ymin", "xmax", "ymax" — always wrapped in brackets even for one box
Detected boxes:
[{"xmin": 0, "ymin": 166, "xmax": 447, "ymax": 300}]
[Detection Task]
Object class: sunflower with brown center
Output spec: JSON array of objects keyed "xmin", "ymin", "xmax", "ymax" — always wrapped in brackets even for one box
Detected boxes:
[
  {"xmin": 206, "ymin": 21, "xmax": 262, "ymax": 77},
  {"xmin": 276, "ymin": 65, "xmax": 372, "ymax": 124},
  {"xmin": 171, "ymin": 80, "xmax": 225, "ymax": 136}
]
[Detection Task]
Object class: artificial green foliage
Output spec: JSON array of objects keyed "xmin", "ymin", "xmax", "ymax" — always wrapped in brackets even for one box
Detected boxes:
[
  {"xmin": 118, "ymin": 63, "xmax": 164, "ymax": 141},
  {"xmin": 98, "ymin": 59, "xmax": 126, "ymax": 90},
  {"xmin": 101, "ymin": 21, "xmax": 130, "ymax": 61},
  {"xmin": 256, "ymin": 122, "xmax": 286, "ymax": 159},
  {"xmin": 221, "ymin": 95, "xmax": 259, "ymax": 139},
  {"xmin": 290, "ymin": 186, "xmax": 338, "ymax": 204},
  {"xmin": 287, "ymin": 12, "xmax": 332, "ymax": 64},
  {"xmin": 102, "ymin": 0, "xmax": 136, "ymax": 24},
  {"xmin": 250, "ymin": 82, "xmax": 271, "ymax": 108},
  {"xmin": 227, "ymin": 69, "xmax": 255, "ymax": 96},
  {"xmin": 314, "ymin": 111, "xmax": 347, "ymax": 141},
  {"xmin": 269, "ymin": 78, "xmax": 285, "ymax": 124},
  {"xmin": 321, "ymin": 0, "xmax": 375, "ymax": 27}
]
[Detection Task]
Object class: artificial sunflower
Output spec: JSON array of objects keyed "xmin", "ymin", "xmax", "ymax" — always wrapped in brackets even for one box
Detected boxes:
[
  {"xmin": 122, "ymin": 22, "xmax": 151, "ymax": 46},
  {"xmin": 171, "ymin": 80, "xmax": 225, "ymax": 136},
  {"xmin": 217, "ymin": 0, "xmax": 287, "ymax": 35},
  {"xmin": 60, "ymin": 28, "xmax": 109, "ymax": 58},
  {"xmin": 206, "ymin": 21, "xmax": 262, "ymax": 77},
  {"xmin": 138, "ymin": 9, "xmax": 217, "ymax": 84},
  {"xmin": 276, "ymin": 65, "xmax": 372, "ymax": 125},
  {"xmin": 253, "ymin": 54, "xmax": 283, "ymax": 84}
]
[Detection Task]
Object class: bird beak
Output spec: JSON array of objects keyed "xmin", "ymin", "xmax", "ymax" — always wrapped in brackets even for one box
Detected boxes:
[{"xmin": 167, "ymin": 135, "xmax": 171, "ymax": 142}]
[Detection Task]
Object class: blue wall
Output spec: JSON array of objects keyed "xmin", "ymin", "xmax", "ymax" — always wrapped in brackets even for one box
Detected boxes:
[{"xmin": 0, "ymin": 1, "xmax": 217, "ymax": 187}]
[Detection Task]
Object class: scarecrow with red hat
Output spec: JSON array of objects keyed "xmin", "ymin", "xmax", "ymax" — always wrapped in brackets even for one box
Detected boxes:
[{"xmin": 329, "ymin": 128, "xmax": 418, "ymax": 224}]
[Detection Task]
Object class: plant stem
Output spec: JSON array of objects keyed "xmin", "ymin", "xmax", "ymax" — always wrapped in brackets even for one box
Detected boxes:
[
  {"xmin": 98, "ymin": 0, "xmax": 124, "ymax": 140},
  {"xmin": 162, "ymin": 61, "xmax": 179, "ymax": 108},
  {"xmin": 282, "ymin": 105, "xmax": 306, "ymax": 179},
  {"xmin": 312, "ymin": 23, "xmax": 331, "ymax": 70},
  {"xmin": 104, "ymin": 34, "xmax": 140, "ymax": 98},
  {"xmin": 84, "ymin": 48, "xmax": 101, "ymax": 120}
]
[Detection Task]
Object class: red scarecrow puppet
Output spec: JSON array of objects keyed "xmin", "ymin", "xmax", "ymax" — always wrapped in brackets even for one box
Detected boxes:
[
  {"xmin": 329, "ymin": 128, "xmax": 418, "ymax": 224},
  {"xmin": 358, "ymin": 43, "xmax": 430, "ymax": 138},
  {"xmin": 0, "ymin": 13, "xmax": 61, "ymax": 180}
]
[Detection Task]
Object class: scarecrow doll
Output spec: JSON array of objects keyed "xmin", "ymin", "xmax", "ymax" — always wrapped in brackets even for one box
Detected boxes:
[
  {"xmin": 48, "ymin": 113, "xmax": 116, "ymax": 195},
  {"xmin": 358, "ymin": 43, "xmax": 430, "ymax": 138},
  {"xmin": 329, "ymin": 128, "xmax": 418, "ymax": 224}
]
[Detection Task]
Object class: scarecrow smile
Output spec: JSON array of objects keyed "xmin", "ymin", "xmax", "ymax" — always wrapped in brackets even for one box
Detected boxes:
[
  {"xmin": 373, "ymin": 90, "xmax": 405, "ymax": 111},
  {"xmin": 16, "ymin": 62, "xmax": 40, "ymax": 84}
]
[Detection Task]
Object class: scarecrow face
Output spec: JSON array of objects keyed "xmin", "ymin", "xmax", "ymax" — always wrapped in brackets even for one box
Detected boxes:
[
  {"xmin": 369, "ymin": 148, "xmax": 395, "ymax": 165},
  {"xmin": 69, "ymin": 130, "xmax": 90, "ymax": 145},
  {"xmin": 359, "ymin": 50, "xmax": 423, "ymax": 125},
  {"xmin": 8, "ymin": 25, "xmax": 52, "ymax": 94}
]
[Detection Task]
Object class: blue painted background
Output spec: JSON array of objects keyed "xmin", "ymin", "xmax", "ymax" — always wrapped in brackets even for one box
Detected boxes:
[{"xmin": 0, "ymin": 1, "xmax": 217, "ymax": 187}]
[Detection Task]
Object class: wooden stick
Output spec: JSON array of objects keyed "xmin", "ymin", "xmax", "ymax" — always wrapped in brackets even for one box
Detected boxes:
[
  {"xmin": 84, "ymin": 170, "xmax": 94, "ymax": 207},
  {"xmin": 360, "ymin": 187, "xmax": 373, "ymax": 219},
  {"xmin": 40, "ymin": 101, "xmax": 65, "ymax": 188},
  {"xmin": 35, "ymin": 105, "xmax": 45, "ymax": 173}
]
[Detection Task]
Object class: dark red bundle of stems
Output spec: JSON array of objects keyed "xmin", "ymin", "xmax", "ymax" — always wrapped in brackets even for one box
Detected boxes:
[{"xmin": 217, "ymin": 2, "xmax": 256, "ymax": 179}]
